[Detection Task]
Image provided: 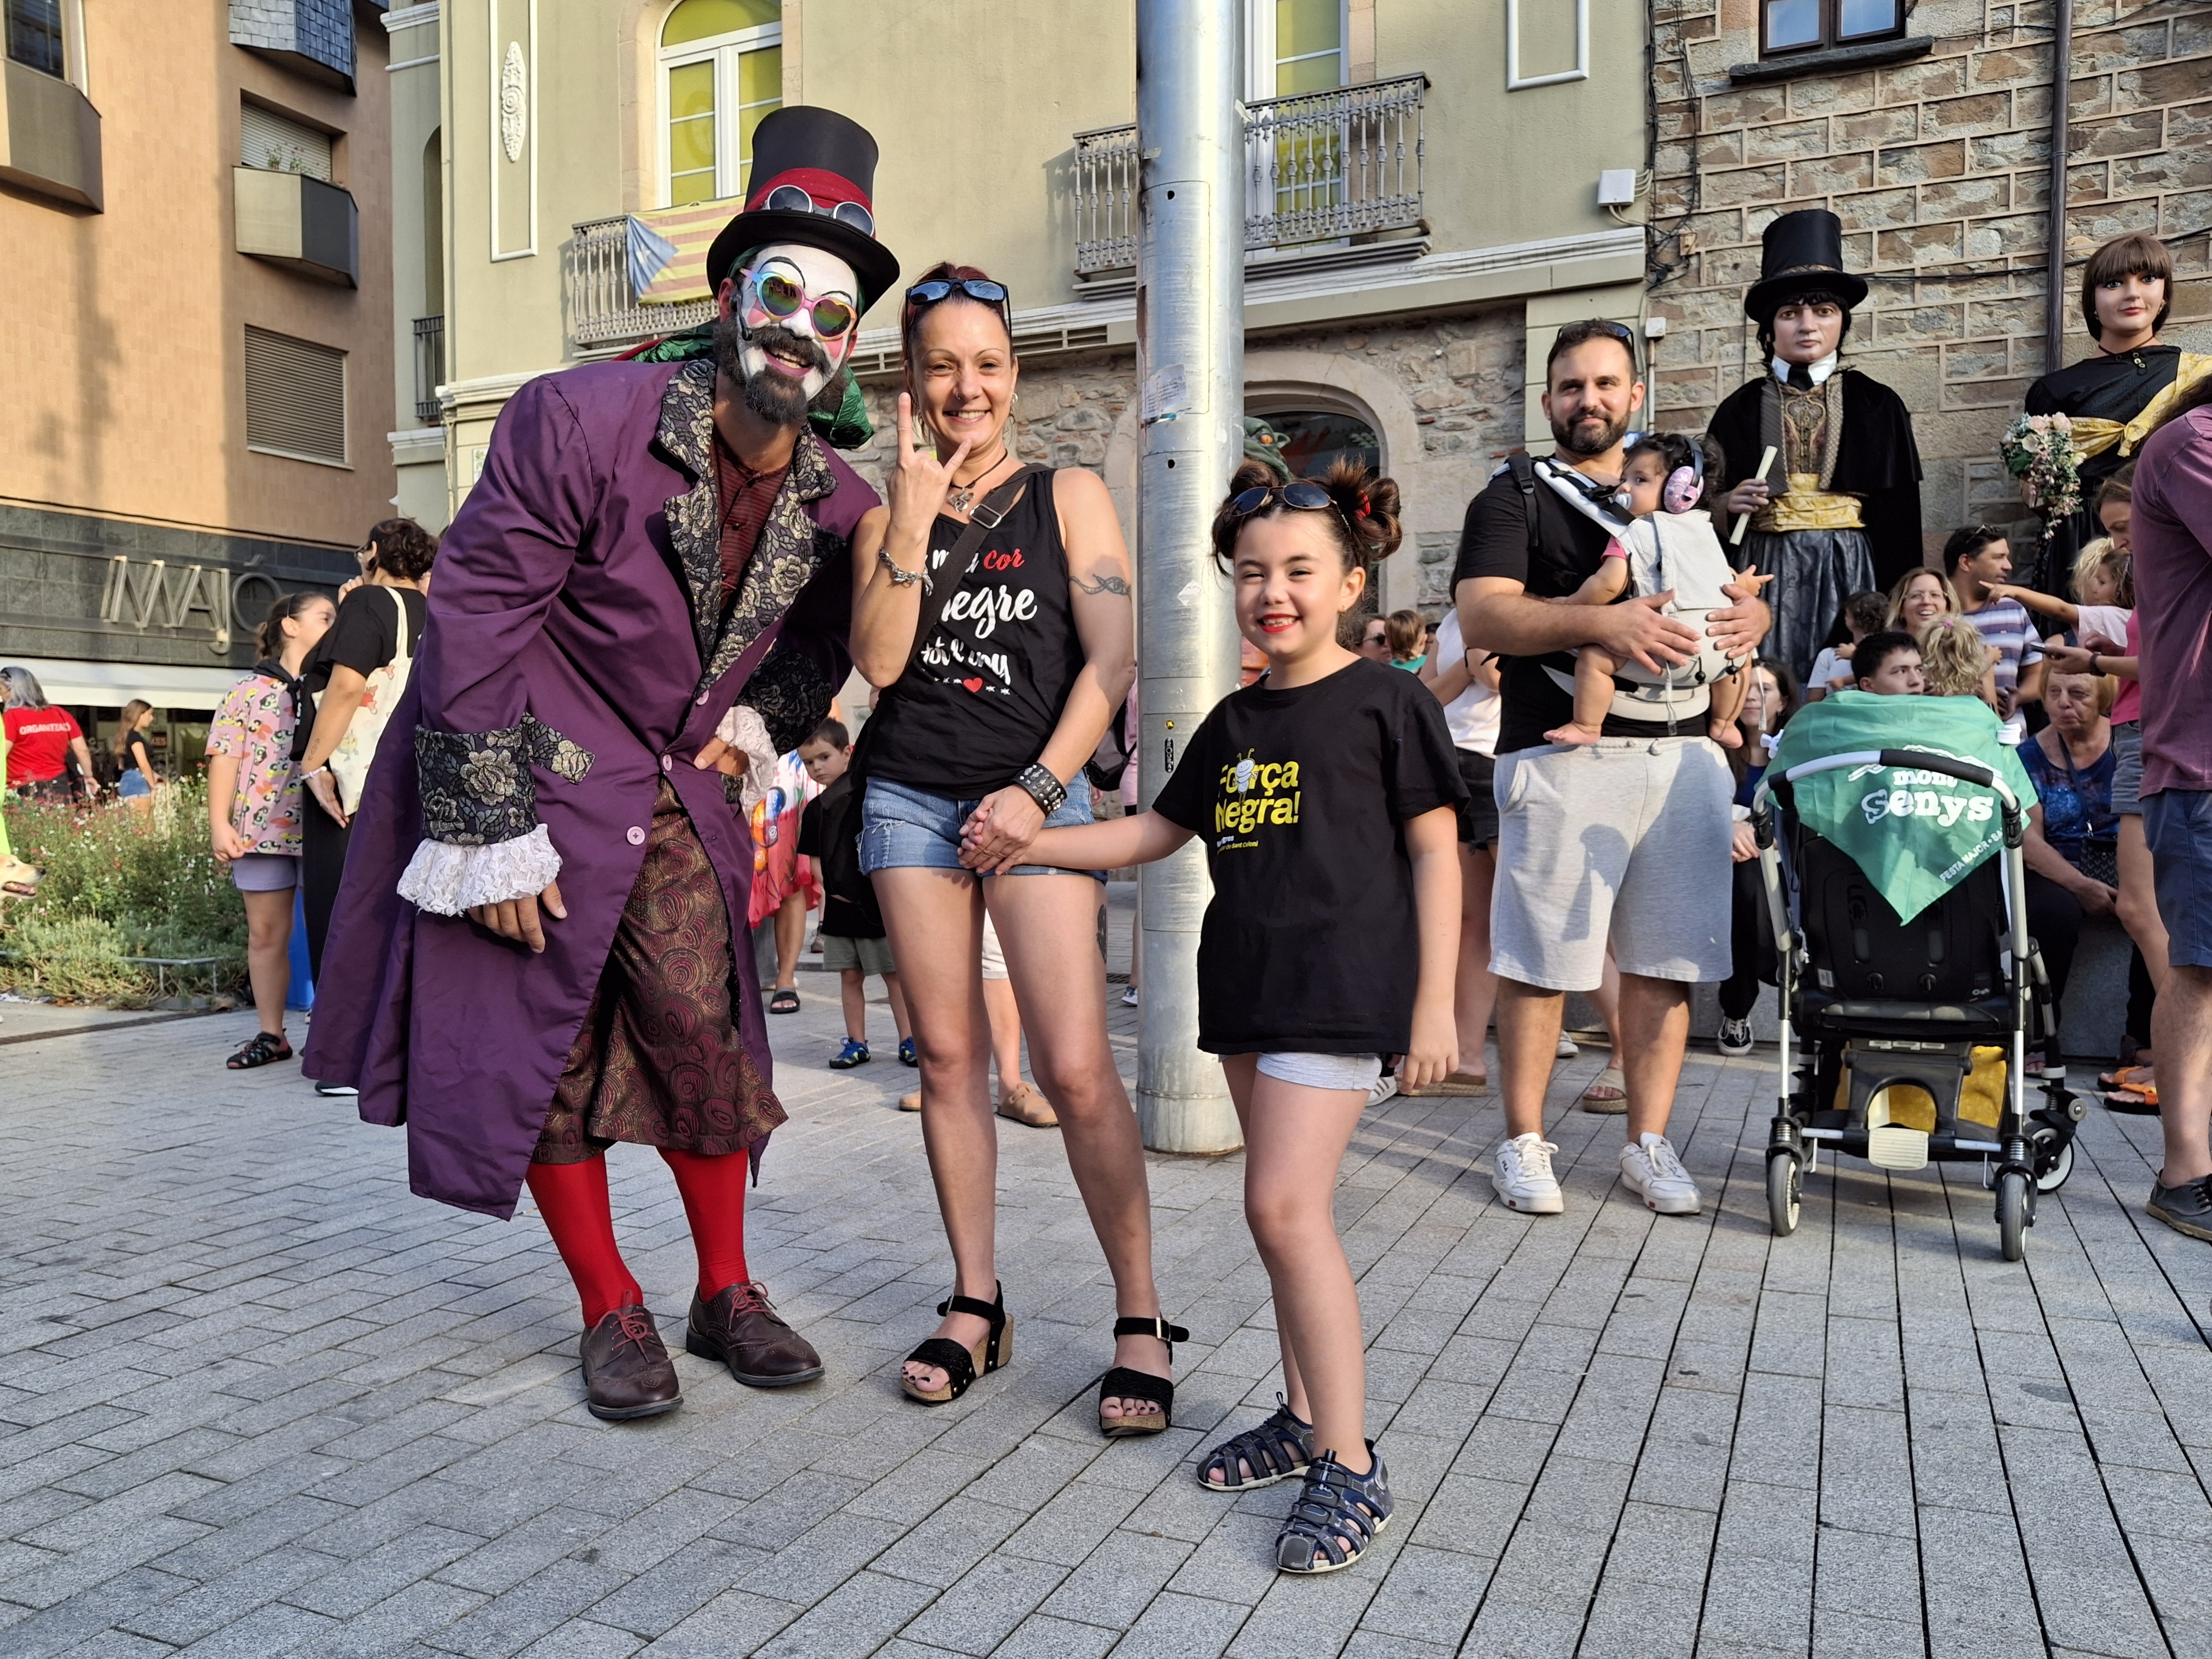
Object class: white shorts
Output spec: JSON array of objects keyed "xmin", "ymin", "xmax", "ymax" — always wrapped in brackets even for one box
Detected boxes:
[
  {"xmin": 1256, "ymin": 1052, "xmax": 1385, "ymax": 1091},
  {"xmin": 980, "ymin": 912, "xmax": 1008, "ymax": 981},
  {"xmin": 1490, "ymin": 736, "xmax": 1733, "ymax": 991}
]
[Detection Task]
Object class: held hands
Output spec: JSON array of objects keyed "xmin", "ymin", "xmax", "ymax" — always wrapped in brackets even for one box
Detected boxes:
[
  {"xmin": 1399, "ymin": 1002, "xmax": 1459, "ymax": 1093},
  {"xmin": 957, "ymin": 788, "xmax": 1047, "ymax": 874},
  {"xmin": 886, "ymin": 392, "xmax": 974, "ymax": 540},
  {"xmin": 467, "ymin": 879, "xmax": 567, "ymax": 954}
]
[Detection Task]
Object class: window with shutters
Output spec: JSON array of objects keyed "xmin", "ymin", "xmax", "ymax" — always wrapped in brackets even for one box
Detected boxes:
[
  {"xmin": 241, "ymin": 100, "xmax": 335, "ymax": 181},
  {"xmin": 244, "ymin": 326, "xmax": 348, "ymax": 466}
]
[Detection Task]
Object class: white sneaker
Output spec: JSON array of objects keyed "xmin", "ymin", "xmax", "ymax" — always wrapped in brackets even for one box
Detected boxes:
[
  {"xmin": 1556, "ymin": 1034, "xmax": 1580, "ymax": 1059},
  {"xmin": 1619, "ymin": 1133, "xmax": 1701, "ymax": 1214},
  {"xmin": 1367, "ymin": 1071, "xmax": 1400, "ymax": 1108},
  {"xmin": 1494, "ymin": 1133, "xmax": 1564, "ymax": 1214}
]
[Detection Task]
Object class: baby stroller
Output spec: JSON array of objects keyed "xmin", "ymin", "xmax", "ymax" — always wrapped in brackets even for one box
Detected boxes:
[{"xmin": 1750, "ymin": 696, "xmax": 2084, "ymax": 1262}]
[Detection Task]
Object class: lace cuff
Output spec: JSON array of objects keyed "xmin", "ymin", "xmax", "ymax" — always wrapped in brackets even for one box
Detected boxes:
[
  {"xmin": 415, "ymin": 715, "xmax": 594, "ymax": 847},
  {"xmin": 715, "ymin": 704, "xmax": 780, "ymax": 816},
  {"xmin": 397, "ymin": 825, "xmax": 563, "ymax": 916}
]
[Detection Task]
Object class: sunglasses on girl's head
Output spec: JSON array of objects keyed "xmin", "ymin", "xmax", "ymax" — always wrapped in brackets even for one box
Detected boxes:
[
  {"xmin": 1230, "ymin": 480, "xmax": 1337, "ymax": 517},
  {"xmin": 746, "ymin": 268, "xmax": 859, "ymax": 340},
  {"xmin": 760, "ymin": 183, "xmax": 875, "ymax": 237}
]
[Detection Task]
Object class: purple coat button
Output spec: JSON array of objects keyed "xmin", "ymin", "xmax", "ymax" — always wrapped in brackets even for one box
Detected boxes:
[
  {"xmin": 660, "ymin": 755, "xmax": 673, "ymax": 771},
  {"xmin": 626, "ymin": 826, "xmax": 646, "ymax": 845}
]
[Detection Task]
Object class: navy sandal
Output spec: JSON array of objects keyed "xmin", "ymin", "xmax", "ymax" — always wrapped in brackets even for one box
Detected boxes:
[
  {"xmin": 899, "ymin": 1284, "xmax": 1011, "ymax": 1405},
  {"xmin": 1097, "ymin": 1315, "xmax": 1188, "ymax": 1438},
  {"xmin": 1276, "ymin": 1444, "xmax": 1392, "ymax": 1573},
  {"xmin": 1195, "ymin": 1393, "xmax": 1313, "ymax": 1489}
]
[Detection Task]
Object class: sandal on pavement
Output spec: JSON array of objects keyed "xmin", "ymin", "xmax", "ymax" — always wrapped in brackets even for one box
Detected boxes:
[
  {"xmin": 898, "ymin": 1090, "xmax": 922, "ymax": 1112},
  {"xmin": 1097, "ymin": 1314, "xmax": 1188, "ymax": 1438},
  {"xmin": 1276, "ymin": 1444, "xmax": 1393, "ymax": 1573},
  {"xmin": 2106, "ymin": 1083, "xmax": 2160, "ymax": 1115},
  {"xmin": 226, "ymin": 1032, "xmax": 294, "ymax": 1070},
  {"xmin": 1197, "ymin": 1393, "xmax": 1313, "ymax": 1489},
  {"xmin": 767, "ymin": 987, "xmax": 801, "ymax": 1015},
  {"xmin": 998, "ymin": 1082, "xmax": 1058, "ymax": 1128},
  {"xmin": 1404, "ymin": 1070, "xmax": 1488, "ymax": 1098},
  {"xmin": 899, "ymin": 1284, "xmax": 1011, "ymax": 1405},
  {"xmin": 1579, "ymin": 1065, "xmax": 1627, "ymax": 1114},
  {"xmin": 2100, "ymin": 1063, "xmax": 2154, "ymax": 1091}
]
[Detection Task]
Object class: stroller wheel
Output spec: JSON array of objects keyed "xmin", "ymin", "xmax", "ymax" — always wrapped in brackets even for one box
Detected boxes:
[
  {"xmin": 2035, "ymin": 1139, "xmax": 2074, "ymax": 1194},
  {"xmin": 1767, "ymin": 1152, "xmax": 1802, "ymax": 1237},
  {"xmin": 1996, "ymin": 1169, "xmax": 2031, "ymax": 1262}
]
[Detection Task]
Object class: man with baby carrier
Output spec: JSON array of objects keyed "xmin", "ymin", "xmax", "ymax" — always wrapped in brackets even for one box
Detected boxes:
[{"xmin": 1455, "ymin": 319, "xmax": 1773, "ymax": 1219}]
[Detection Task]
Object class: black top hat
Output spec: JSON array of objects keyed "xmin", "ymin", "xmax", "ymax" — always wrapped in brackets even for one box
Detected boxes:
[
  {"xmin": 705, "ymin": 107, "xmax": 901, "ymax": 314},
  {"xmin": 1744, "ymin": 209, "xmax": 1868, "ymax": 321}
]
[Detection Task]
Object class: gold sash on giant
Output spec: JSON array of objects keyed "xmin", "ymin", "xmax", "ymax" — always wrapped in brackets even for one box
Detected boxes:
[
  {"xmin": 1755, "ymin": 474, "xmax": 1863, "ymax": 533},
  {"xmin": 2068, "ymin": 351, "xmax": 2212, "ymax": 461}
]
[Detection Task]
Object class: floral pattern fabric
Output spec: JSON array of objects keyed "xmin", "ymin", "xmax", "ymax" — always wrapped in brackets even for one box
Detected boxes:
[
  {"xmin": 416, "ymin": 714, "xmax": 594, "ymax": 847},
  {"xmin": 206, "ymin": 674, "xmax": 304, "ymax": 855}
]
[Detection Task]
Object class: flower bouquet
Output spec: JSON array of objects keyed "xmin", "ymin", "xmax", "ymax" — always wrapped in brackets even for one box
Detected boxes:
[{"xmin": 1998, "ymin": 412, "xmax": 2081, "ymax": 538}]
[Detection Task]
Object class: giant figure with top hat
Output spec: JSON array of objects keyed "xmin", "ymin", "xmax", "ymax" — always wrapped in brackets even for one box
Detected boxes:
[
  {"xmin": 304, "ymin": 109, "xmax": 899, "ymax": 1420},
  {"xmin": 1708, "ymin": 209, "xmax": 1925, "ymax": 684}
]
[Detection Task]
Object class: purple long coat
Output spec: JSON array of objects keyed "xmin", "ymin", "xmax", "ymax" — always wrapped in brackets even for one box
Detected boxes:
[{"xmin": 302, "ymin": 359, "xmax": 874, "ymax": 1219}]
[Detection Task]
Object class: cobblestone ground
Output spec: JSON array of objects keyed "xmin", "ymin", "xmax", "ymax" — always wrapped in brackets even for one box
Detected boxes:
[{"xmin": 3, "ymin": 895, "xmax": 2209, "ymax": 1658}]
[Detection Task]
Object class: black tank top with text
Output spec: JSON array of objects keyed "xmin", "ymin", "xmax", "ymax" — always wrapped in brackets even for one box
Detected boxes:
[{"xmin": 867, "ymin": 468, "xmax": 1084, "ymax": 799}]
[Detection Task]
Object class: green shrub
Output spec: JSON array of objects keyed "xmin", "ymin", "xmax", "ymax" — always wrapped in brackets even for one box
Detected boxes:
[{"xmin": 0, "ymin": 782, "xmax": 248, "ymax": 1002}]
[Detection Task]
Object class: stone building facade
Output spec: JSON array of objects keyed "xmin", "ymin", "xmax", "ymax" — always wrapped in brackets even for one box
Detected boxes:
[
  {"xmin": 1647, "ymin": 0, "xmax": 2212, "ymax": 565},
  {"xmin": 841, "ymin": 306, "xmax": 1531, "ymax": 618}
]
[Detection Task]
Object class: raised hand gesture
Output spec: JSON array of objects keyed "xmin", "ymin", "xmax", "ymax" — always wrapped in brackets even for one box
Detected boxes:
[{"xmin": 885, "ymin": 392, "xmax": 974, "ymax": 537}]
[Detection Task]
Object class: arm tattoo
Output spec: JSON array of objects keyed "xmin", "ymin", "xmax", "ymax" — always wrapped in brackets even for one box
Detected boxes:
[{"xmin": 1074, "ymin": 570, "xmax": 1131, "ymax": 597}]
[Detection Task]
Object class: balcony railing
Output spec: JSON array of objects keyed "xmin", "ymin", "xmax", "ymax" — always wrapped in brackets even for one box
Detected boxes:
[
  {"xmin": 412, "ymin": 314, "xmax": 444, "ymax": 425},
  {"xmin": 566, "ymin": 216, "xmax": 716, "ymax": 351},
  {"xmin": 1072, "ymin": 73, "xmax": 1426, "ymax": 277}
]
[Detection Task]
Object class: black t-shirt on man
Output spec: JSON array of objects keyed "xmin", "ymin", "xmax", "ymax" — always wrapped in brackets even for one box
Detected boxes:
[
  {"xmin": 1450, "ymin": 466, "xmax": 1649, "ymax": 754},
  {"xmin": 1149, "ymin": 658, "xmax": 1465, "ymax": 1058}
]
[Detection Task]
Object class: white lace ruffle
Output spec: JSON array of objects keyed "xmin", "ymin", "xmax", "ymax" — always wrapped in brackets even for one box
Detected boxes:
[
  {"xmin": 714, "ymin": 703, "xmax": 780, "ymax": 815},
  {"xmin": 396, "ymin": 824, "xmax": 563, "ymax": 916}
]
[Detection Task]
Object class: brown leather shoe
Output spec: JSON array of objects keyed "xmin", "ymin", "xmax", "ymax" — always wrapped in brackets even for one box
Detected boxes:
[
  {"xmin": 997, "ymin": 1082, "xmax": 1058, "ymax": 1127},
  {"xmin": 687, "ymin": 1281, "xmax": 824, "ymax": 1387},
  {"xmin": 579, "ymin": 1306, "xmax": 682, "ymax": 1421}
]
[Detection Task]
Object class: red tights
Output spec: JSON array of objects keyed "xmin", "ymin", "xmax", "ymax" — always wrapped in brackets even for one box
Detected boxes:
[{"xmin": 524, "ymin": 1149, "xmax": 750, "ymax": 1326}]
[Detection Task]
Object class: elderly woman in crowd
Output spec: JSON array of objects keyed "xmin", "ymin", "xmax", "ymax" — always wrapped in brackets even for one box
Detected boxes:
[{"xmin": 2020, "ymin": 667, "xmax": 2124, "ymax": 1074}]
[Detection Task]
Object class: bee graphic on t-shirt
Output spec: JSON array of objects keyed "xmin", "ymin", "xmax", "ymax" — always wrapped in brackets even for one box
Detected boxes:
[{"xmin": 1213, "ymin": 749, "xmax": 1301, "ymax": 846}]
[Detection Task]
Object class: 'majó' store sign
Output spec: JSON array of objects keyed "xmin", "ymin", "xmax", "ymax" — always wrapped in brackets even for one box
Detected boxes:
[{"xmin": 97, "ymin": 557, "xmax": 284, "ymax": 656}]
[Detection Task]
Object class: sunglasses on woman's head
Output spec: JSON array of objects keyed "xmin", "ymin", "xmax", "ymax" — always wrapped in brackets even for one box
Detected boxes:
[
  {"xmin": 746, "ymin": 268, "xmax": 859, "ymax": 340},
  {"xmin": 908, "ymin": 278, "xmax": 1009, "ymax": 308}
]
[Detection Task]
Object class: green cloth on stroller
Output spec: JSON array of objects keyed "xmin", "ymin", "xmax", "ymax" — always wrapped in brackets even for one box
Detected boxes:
[{"xmin": 1767, "ymin": 692, "xmax": 2039, "ymax": 924}]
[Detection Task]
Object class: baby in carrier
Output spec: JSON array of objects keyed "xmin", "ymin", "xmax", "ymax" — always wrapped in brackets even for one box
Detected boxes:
[{"xmin": 1546, "ymin": 431, "xmax": 1767, "ymax": 749}]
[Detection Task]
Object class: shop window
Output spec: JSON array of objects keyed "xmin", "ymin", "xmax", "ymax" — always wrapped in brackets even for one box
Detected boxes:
[
  {"xmin": 660, "ymin": 0, "xmax": 781, "ymax": 208},
  {"xmin": 1761, "ymin": 0, "xmax": 1904, "ymax": 55}
]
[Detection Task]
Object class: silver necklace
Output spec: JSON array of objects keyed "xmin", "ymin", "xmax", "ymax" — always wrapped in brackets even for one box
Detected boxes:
[{"xmin": 947, "ymin": 448, "xmax": 1011, "ymax": 516}]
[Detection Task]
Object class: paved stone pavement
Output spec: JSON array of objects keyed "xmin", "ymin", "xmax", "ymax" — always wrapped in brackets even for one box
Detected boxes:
[{"xmin": 3, "ymin": 896, "xmax": 2209, "ymax": 1659}]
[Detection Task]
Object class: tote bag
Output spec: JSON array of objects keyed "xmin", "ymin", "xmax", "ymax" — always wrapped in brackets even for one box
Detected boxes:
[{"xmin": 324, "ymin": 587, "xmax": 414, "ymax": 815}]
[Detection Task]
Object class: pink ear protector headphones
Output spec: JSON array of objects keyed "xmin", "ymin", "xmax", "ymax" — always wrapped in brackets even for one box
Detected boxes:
[{"xmin": 1662, "ymin": 442, "xmax": 1705, "ymax": 515}]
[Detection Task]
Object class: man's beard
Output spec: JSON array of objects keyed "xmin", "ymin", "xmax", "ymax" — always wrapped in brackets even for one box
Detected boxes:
[
  {"xmin": 713, "ymin": 311, "xmax": 833, "ymax": 429},
  {"xmin": 1552, "ymin": 404, "xmax": 1632, "ymax": 459}
]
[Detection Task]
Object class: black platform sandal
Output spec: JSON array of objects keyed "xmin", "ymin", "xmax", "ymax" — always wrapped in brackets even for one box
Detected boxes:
[
  {"xmin": 899, "ymin": 1284, "xmax": 1011, "ymax": 1405},
  {"xmin": 1195, "ymin": 1393, "xmax": 1313, "ymax": 1489},
  {"xmin": 1276, "ymin": 1443, "xmax": 1392, "ymax": 1574},
  {"xmin": 226, "ymin": 1032, "xmax": 293, "ymax": 1070},
  {"xmin": 1097, "ymin": 1314, "xmax": 1189, "ymax": 1438}
]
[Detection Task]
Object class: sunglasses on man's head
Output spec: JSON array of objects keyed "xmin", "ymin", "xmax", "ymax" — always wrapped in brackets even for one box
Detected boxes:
[{"xmin": 746, "ymin": 268, "xmax": 859, "ymax": 340}]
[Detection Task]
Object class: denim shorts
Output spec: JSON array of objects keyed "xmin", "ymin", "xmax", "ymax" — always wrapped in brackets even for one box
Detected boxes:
[
  {"xmin": 2144, "ymin": 788, "xmax": 2212, "ymax": 969},
  {"xmin": 117, "ymin": 770, "xmax": 152, "ymax": 799},
  {"xmin": 859, "ymin": 774, "xmax": 1104, "ymax": 880}
]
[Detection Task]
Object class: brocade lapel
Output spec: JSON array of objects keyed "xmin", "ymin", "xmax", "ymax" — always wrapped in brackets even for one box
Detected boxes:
[{"xmin": 651, "ymin": 360, "xmax": 843, "ymax": 698}]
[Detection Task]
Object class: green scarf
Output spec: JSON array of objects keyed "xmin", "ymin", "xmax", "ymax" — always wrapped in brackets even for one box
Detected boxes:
[{"xmin": 631, "ymin": 325, "xmax": 874, "ymax": 451}]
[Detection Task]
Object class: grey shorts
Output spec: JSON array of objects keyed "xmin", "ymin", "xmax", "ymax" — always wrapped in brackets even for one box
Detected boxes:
[
  {"xmin": 1256, "ymin": 1052, "xmax": 1384, "ymax": 1090},
  {"xmin": 2111, "ymin": 720, "xmax": 2143, "ymax": 816},
  {"xmin": 1490, "ymin": 737, "xmax": 1734, "ymax": 991},
  {"xmin": 821, "ymin": 932, "xmax": 896, "ymax": 976},
  {"xmin": 229, "ymin": 852, "xmax": 300, "ymax": 892}
]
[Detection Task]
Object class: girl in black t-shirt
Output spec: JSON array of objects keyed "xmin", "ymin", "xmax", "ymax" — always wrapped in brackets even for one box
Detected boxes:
[{"xmin": 1014, "ymin": 459, "xmax": 1465, "ymax": 1576}]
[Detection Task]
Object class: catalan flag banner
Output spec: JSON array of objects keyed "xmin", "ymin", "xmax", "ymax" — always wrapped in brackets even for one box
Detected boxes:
[{"xmin": 626, "ymin": 200, "xmax": 740, "ymax": 304}]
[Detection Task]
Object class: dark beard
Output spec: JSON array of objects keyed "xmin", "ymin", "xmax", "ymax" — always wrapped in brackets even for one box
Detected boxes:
[
  {"xmin": 713, "ymin": 311, "xmax": 829, "ymax": 429},
  {"xmin": 1552, "ymin": 404, "xmax": 1632, "ymax": 459}
]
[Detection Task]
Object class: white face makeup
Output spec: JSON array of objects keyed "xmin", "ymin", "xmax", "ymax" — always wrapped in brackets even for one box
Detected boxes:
[{"xmin": 731, "ymin": 241, "xmax": 861, "ymax": 402}]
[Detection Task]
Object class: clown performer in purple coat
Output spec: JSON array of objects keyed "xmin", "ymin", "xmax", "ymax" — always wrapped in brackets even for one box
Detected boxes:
[{"xmin": 304, "ymin": 109, "xmax": 898, "ymax": 1422}]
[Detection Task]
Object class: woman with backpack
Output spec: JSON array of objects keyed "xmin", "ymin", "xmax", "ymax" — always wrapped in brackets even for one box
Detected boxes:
[
  {"xmin": 295, "ymin": 519, "xmax": 436, "ymax": 1011},
  {"xmin": 844, "ymin": 263, "xmax": 1173, "ymax": 1432}
]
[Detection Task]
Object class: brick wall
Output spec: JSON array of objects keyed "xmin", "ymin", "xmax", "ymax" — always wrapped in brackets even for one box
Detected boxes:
[{"xmin": 1648, "ymin": 0, "xmax": 2212, "ymax": 557}]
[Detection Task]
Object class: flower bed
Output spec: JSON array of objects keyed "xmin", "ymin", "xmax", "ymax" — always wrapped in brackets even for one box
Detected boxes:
[{"xmin": 0, "ymin": 783, "xmax": 246, "ymax": 1004}]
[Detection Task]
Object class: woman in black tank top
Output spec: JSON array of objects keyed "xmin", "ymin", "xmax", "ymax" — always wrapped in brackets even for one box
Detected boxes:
[{"xmin": 850, "ymin": 264, "xmax": 1176, "ymax": 1433}]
